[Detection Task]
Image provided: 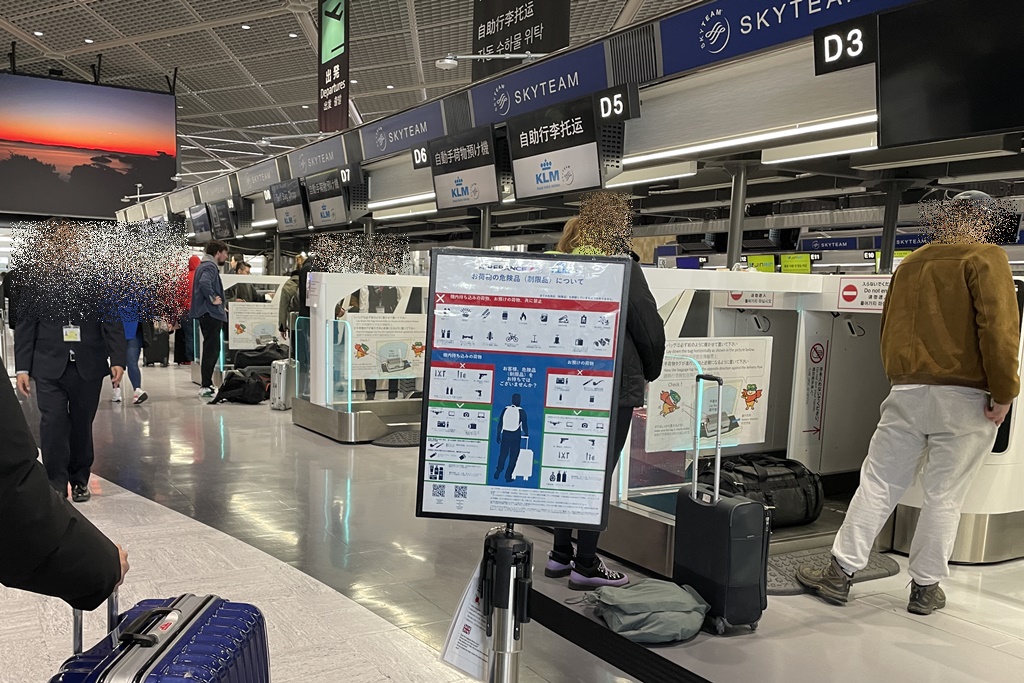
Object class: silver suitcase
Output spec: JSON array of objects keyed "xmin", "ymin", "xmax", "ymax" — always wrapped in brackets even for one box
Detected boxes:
[{"xmin": 271, "ymin": 358, "xmax": 296, "ymax": 410}]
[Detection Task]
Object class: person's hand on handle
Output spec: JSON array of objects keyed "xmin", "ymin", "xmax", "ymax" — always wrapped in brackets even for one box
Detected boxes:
[
  {"xmin": 986, "ymin": 402, "xmax": 1011, "ymax": 426},
  {"xmin": 16, "ymin": 374, "xmax": 30, "ymax": 397},
  {"xmin": 115, "ymin": 545, "xmax": 130, "ymax": 588},
  {"xmin": 110, "ymin": 366, "xmax": 124, "ymax": 386}
]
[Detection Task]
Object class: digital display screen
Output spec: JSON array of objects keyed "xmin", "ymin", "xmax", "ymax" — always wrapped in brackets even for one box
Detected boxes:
[
  {"xmin": 187, "ymin": 204, "xmax": 212, "ymax": 243},
  {"xmin": 0, "ymin": 73, "xmax": 176, "ymax": 218},
  {"xmin": 207, "ymin": 200, "xmax": 235, "ymax": 240}
]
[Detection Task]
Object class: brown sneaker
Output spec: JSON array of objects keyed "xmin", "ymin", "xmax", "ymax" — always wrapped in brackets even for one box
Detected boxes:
[
  {"xmin": 908, "ymin": 581, "xmax": 946, "ymax": 615},
  {"xmin": 796, "ymin": 556, "xmax": 852, "ymax": 605}
]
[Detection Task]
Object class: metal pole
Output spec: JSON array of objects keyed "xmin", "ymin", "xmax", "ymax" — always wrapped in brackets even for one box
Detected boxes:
[
  {"xmin": 272, "ymin": 231, "xmax": 281, "ymax": 276},
  {"xmin": 490, "ymin": 564, "xmax": 520, "ymax": 682},
  {"xmin": 479, "ymin": 206, "xmax": 492, "ymax": 250},
  {"xmin": 878, "ymin": 182, "xmax": 902, "ymax": 275},
  {"xmin": 480, "ymin": 524, "xmax": 532, "ymax": 683},
  {"xmin": 365, "ymin": 217, "xmax": 375, "ymax": 235},
  {"xmin": 726, "ymin": 164, "xmax": 749, "ymax": 269},
  {"xmin": 72, "ymin": 608, "xmax": 83, "ymax": 655}
]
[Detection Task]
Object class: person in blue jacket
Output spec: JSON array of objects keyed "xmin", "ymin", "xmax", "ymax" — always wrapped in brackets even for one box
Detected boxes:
[
  {"xmin": 190, "ymin": 241, "xmax": 229, "ymax": 399},
  {"xmin": 112, "ymin": 313, "xmax": 148, "ymax": 405}
]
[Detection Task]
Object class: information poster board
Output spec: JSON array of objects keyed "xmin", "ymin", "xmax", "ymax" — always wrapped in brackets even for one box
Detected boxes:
[
  {"xmin": 228, "ymin": 302, "xmax": 280, "ymax": 350},
  {"xmin": 346, "ymin": 313, "xmax": 427, "ymax": 380},
  {"xmin": 416, "ymin": 249, "xmax": 630, "ymax": 530},
  {"xmin": 646, "ymin": 338, "xmax": 773, "ymax": 453}
]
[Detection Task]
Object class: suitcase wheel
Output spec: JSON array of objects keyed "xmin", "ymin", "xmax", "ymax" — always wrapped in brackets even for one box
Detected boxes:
[
  {"xmin": 711, "ymin": 617, "xmax": 726, "ymax": 636},
  {"xmin": 750, "ymin": 621, "xmax": 759, "ymax": 632}
]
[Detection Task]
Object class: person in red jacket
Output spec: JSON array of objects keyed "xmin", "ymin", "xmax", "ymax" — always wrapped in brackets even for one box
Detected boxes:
[{"xmin": 174, "ymin": 255, "xmax": 201, "ymax": 365}]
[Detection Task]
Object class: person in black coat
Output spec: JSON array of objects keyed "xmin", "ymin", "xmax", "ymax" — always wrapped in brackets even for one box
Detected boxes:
[
  {"xmin": 15, "ymin": 312, "xmax": 127, "ymax": 502},
  {"xmin": 0, "ymin": 370, "xmax": 128, "ymax": 609}
]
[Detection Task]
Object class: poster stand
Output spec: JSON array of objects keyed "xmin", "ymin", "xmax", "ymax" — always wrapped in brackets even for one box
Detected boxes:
[{"xmin": 479, "ymin": 524, "xmax": 533, "ymax": 683}]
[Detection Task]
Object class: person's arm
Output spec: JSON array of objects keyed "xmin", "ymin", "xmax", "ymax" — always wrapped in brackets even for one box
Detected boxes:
[
  {"xmin": 969, "ymin": 247, "xmax": 1021, "ymax": 405},
  {"xmin": 14, "ymin": 315, "xmax": 37, "ymax": 396},
  {"xmin": 195, "ymin": 264, "xmax": 219, "ymax": 305},
  {"xmin": 0, "ymin": 378, "xmax": 122, "ymax": 609},
  {"xmin": 102, "ymin": 319, "xmax": 127, "ymax": 369},
  {"xmin": 626, "ymin": 261, "xmax": 667, "ymax": 382}
]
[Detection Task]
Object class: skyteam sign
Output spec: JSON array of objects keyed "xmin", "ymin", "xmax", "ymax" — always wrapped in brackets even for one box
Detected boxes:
[
  {"xmin": 360, "ymin": 101, "xmax": 445, "ymax": 160},
  {"xmin": 470, "ymin": 43, "xmax": 609, "ymax": 126},
  {"xmin": 661, "ymin": 0, "xmax": 915, "ymax": 76}
]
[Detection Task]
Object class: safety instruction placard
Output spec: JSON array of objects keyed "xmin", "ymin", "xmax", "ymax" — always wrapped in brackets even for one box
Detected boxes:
[
  {"xmin": 417, "ymin": 249, "xmax": 629, "ymax": 530},
  {"xmin": 346, "ymin": 313, "xmax": 427, "ymax": 380},
  {"xmin": 726, "ymin": 291, "xmax": 776, "ymax": 309},
  {"xmin": 837, "ymin": 277, "xmax": 891, "ymax": 312},
  {"xmin": 441, "ymin": 565, "xmax": 488, "ymax": 681},
  {"xmin": 646, "ymin": 338, "xmax": 773, "ymax": 453},
  {"xmin": 227, "ymin": 302, "xmax": 280, "ymax": 350}
]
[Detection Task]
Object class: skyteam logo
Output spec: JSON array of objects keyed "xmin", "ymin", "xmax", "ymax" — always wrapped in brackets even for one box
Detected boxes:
[
  {"xmin": 700, "ymin": 8, "xmax": 731, "ymax": 54},
  {"xmin": 374, "ymin": 126, "xmax": 387, "ymax": 152},
  {"xmin": 562, "ymin": 165, "xmax": 575, "ymax": 187},
  {"xmin": 493, "ymin": 84, "xmax": 511, "ymax": 116}
]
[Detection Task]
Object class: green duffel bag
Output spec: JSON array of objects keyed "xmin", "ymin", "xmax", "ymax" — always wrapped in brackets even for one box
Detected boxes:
[{"xmin": 581, "ymin": 579, "xmax": 710, "ymax": 644}]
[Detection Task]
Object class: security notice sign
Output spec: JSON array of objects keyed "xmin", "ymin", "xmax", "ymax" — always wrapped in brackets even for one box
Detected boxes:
[
  {"xmin": 837, "ymin": 276, "xmax": 891, "ymax": 311},
  {"xmin": 228, "ymin": 303, "xmax": 280, "ymax": 350},
  {"xmin": 471, "ymin": 0, "xmax": 570, "ymax": 80},
  {"xmin": 346, "ymin": 313, "xmax": 427, "ymax": 380},
  {"xmin": 726, "ymin": 291, "xmax": 775, "ymax": 309},
  {"xmin": 416, "ymin": 249, "xmax": 630, "ymax": 530},
  {"xmin": 645, "ymin": 338, "xmax": 773, "ymax": 453}
]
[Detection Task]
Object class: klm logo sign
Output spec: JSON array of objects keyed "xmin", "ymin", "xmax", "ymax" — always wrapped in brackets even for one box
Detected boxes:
[
  {"xmin": 451, "ymin": 177, "xmax": 470, "ymax": 200},
  {"xmin": 536, "ymin": 159, "xmax": 559, "ymax": 185}
]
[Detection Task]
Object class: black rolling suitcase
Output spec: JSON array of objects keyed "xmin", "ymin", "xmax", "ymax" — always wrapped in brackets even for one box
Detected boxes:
[
  {"xmin": 143, "ymin": 321, "xmax": 170, "ymax": 367},
  {"xmin": 674, "ymin": 374, "xmax": 770, "ymax": 634}
]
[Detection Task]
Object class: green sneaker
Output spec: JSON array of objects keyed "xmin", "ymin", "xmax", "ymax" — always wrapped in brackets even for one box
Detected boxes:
[
  {"xmin": 908, "ymin": 581, "xmax": 946, "ymax": 615},
  {"xmin": 796, "ymin": 556, "xmax": 852, "ymax": 605}
]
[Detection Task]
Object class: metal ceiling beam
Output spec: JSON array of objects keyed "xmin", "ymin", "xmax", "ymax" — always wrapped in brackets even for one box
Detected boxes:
[
  {"xmin": 0, "ymin": 16, "xmax": 92, "ymax": 80},
  {"xmin": 612, "ymin": 0, "xmax": 647, "ymax": 29},
  {"xmin": 405, "ymin": 0, "xmax": 428, "ymax": 103}
]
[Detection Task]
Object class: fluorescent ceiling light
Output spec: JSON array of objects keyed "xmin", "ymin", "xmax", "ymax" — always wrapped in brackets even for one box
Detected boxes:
[
  {"xmin": 762, "ymin": 133, "xmax": 878, "ymax": 165},
  {"xmin": 641, "ymin": 186, "xmax": 867, "ymax": 213},
  {"xmin": 623, "ymin": 114, "xmax": 878, "ymax": 166},
  {"xmin": 375, "ymin": 201, "xmax": 437, "ymax": 221},
  {"xmin": 243, "ymin": 231, "xmax": 267, "ymax": 238},
  {"xmin": 606, "ymin": 161, "xmax": 698, "ymax": 189},
  {"xmin": 502, "ymin": 195, "xmax": 517, "ymax": 203},
  {"xmin": 367, "ymin": 192, "xmax": 437, "ymax": 210},
  {"xmin": 84, "ymin": 38, "xmax": 94, "ymax": 44},
  {"xmin": 33, "ymin": 31, "xmax": 43, "ymax": 36},
  {"xmin": 649, "ymin": 174, "xmax": 798, "ymax": 196},
  {"xmin": 351, "ymin": 79, "xmax": 358, "ymax": 84},
  {"xmin": 251, "ymin": 219, "xmax": 278, "ymax": 228},
  {"xmin": 851, "ymin": 134, "xmax": 1021, "ymax": 171}
]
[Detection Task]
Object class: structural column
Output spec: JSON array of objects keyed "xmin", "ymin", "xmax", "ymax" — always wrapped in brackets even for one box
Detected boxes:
[
  {"xmin": 479, "ymin": 206, "xmax": 492, "ymax": 250},
  {"xmin": 726, "ymin": 163, "xmax": 750, "ymax": 269},
  {"xmin": 272, "ymin": 231, "xmax": 281, "ymax": 276}
]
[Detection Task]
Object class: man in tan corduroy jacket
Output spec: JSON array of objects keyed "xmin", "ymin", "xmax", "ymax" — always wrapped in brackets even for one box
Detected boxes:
[{"xmin": 798, "ymin": 191, "xmax": 1021, "ymax": 616}]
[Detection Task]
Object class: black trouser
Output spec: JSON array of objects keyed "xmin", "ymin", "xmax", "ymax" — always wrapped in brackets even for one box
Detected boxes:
[
  {"xmin": 553, "ymin": 405, "xmax": 635, "ymax": 565},
  {"xmin": 36, "ymin": 362, "xmax": 104, "ymax": 495},
  {"xmin": 365, "ymin": 378, "xmax": 398, "ymax": 399},
  {"xmin": 198, "ymin": 314, "xmax": 225, "ymax": 388}
]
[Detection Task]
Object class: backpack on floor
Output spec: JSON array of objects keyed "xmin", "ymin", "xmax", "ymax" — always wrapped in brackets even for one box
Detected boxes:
[
  {"xmin": 211, "ymin": 370, "xmax": 268, "ymax": 405},
  {"xmin": 580, "ymin": 579, "xmax": 710, "ymax": 644}
]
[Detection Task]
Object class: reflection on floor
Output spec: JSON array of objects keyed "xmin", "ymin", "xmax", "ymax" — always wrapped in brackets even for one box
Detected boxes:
[
  {"xmin": 17, "ymin": 366, "xmax": 633, "ymax": 683},
  {"xmin": 0, "ymin": 478, "xmax": 471, "ymax": 683}
]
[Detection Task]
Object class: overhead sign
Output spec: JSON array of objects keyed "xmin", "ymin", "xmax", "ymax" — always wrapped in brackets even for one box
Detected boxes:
[
  {"xmin": 167, "ymin": 188, "xmax": 198, "ymax": 215},
  {"xmin": 874, "ymin": 233, "xmax": 929, "ymax": 250},
  {"xmin": 143, "ymin": 197, "xmax": 168, "ymax": 220},
  {"xmin": 318, "ymin": 0, "xmax": 350, "ymax": 132},
  {"xmin": 429, "ymin": 127, "xmax": 501, "ymax": 210},
  {"xmin": 305, "ymin": 168, "xmax": 348, "ymax": 228},
  {"xmin": 781, "ymin": 253, "xmax": 813, "ymax": 274},
  {"xmin": 198, "ymin": 175, "xmax": 234, "ymax": 203},
  {"xmin": 236, "ymin": 158, "xmax": 282, "ymax": 196},
  {"xmin": 471, "ymin": 0, "xmax": 571, "ymax": 80},
  {"xmin": 361, "ymin": 101, "xmax": 446, "ymax": 160},
  {"xmin": 287, "ymin": 136, "xmax": 347, "ymax": 177},
  {"xmin": 594, "ymin": 83, "xmax": 641, "ymax": 126},
  {"xmin": 208, "ymin": 200, "xmax": 235, "ymax": 240},
  {"xmin": 270, "ymin": 179, "xmax": 308, "ymax": 233},
  {"xmin": 471, "ymin": 42, "xmax": 609, "ymax": 126},
  {"xmin": 660, "ymin": 0, "xmax": 913, "ymax": 77},
  {"xmin": 799, "ymin": 236, "xmax": 858, "ymax": 251},
  {"xmin": 417, "ymin": 249, "xmax": 631, "ymax": 530},
  {"xmin": 506, "ymin": 96, "xmax": 602, "ymax": 199},
  {"xmin": 814, "ymin": 15, "xmax": 879, "ymax": 76}
]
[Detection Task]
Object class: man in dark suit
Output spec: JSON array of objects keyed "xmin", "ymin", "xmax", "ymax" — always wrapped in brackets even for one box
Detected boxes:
[
  {"xmin": 1, "ymin": 371, "xmax": 128, "ymax": 608},
  {"xmin": 15, "ymin": 311, "xmax": 127, "ymax": 502}
]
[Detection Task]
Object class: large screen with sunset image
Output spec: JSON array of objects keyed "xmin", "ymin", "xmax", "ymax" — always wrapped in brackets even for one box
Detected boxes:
[{"xmin": 0, "ymin": 74, "xmax": 176, "ymax": 219}]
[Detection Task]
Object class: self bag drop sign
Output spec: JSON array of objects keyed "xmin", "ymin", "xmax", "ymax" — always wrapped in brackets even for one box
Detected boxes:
[{"xmin": 661, "ymin": 0, "xmax": 914, "ymax": 76}]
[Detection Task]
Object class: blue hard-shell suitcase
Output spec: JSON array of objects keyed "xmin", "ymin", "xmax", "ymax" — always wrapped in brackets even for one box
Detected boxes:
[{"xmin": 51, "ymin": 593, "xmax": 270, "ymax": 683}]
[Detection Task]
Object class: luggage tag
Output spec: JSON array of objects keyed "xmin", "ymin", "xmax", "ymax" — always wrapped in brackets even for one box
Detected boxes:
[{"xmin": 63, "ymin": 325, "xmax": 82, "ymax": 343}]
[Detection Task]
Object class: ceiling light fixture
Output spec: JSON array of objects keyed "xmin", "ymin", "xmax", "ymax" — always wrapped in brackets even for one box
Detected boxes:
[
  {"xmin": 605, "ymin": 161, "xmax": 699, "ymax": 189},
  {"xmin": 350, "ymin": 79, "xmax": 358, "ymax": 84},
  {"xmin": 367, "ymin": 192, "xmax": 437, "ymax": 211},
  {"xmin": 84, "ymin": 38, "xmax": 94, "ymax": 44},
  {"xmin": 623, "ymin": 114, "xmax": 879, "ymax": 166},
  {"xmin": 434, "ymin": 52, "xmax": 547, "ymax": 70},
  {"xmin": 241, "ymin": 24, "xmax": 251, "ymax": 30},
  {"xmin": 33, "ymin": 31, "xmax": 43, "ymax": 36},
  {"xmin": 288, "ymin": 32, "xmax": 298, "ymax": 38},
  {"xmin": 243, "ymin": 231, "xmax": 267, "ymax": 238},
  {"xmin": 762, "ymin": 132, "xmax": 879, "ymax": 165},
  {"xmin": 301, "ymin": 104, "xmax": 309, "ymax": 109},
  {"xmin": 386, "ymin": 85, "xmax": 395, "ymax": 89}
]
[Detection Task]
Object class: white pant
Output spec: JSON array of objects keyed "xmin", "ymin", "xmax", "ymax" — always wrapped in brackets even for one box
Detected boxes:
[{"xmin": 833, "ymin": 385, "xmax": 997, "ymax": 585}]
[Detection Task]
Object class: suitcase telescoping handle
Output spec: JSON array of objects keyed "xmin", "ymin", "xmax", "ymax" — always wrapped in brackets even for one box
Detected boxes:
[
  {"xmin": 72, "ymin": 590, "xmax": 119, "ymax": 655},
  {"xmin": 692, "ymin": 374, "xmax": 725, "ymax": 504}
]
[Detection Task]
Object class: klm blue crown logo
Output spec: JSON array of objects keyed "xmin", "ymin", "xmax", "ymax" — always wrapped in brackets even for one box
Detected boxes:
[
  {"xmin": 540, "ymin": 159, "xmax": 553, "ymax": 171},
  {"xmin": 454, "ymin": 177, "xmax": 464, "ymax": 187},
  {"xmin": 537, "ymin": 159, "xmax": 559, "ymax": 185},
  {"xmin": 451, "ymin": 176, "xmax": 470, "ymax": 200}
]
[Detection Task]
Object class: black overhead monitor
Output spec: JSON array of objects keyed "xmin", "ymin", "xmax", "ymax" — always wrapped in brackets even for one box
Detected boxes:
[
  {"xmin": 877, "ymin": 0, "xmax": 1024, "ymax": 148},
  {"xmin": 187, "ymin": 204, "xmax": 212, "ymax": 243},
  {"xmin": 207, "ymin": 199, "xmax": 236, "ymax": 240}
]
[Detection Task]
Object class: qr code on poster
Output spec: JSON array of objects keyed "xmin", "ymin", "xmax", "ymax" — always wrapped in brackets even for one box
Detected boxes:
[
  {"xmin": 455, "ymin": 485, "xmax": 468, "ymax": 499},
  {"xmin": 432, "ymin": 484, "xmax": 446, "ymax": 498}
]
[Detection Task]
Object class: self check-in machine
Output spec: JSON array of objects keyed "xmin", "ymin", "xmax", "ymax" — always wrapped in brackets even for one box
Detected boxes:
[{"xmin": 601, "ymin": 267, "xmax": 1024, "ymax": 577}]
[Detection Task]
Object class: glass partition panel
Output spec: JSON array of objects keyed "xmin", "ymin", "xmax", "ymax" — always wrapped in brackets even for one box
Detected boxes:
[
  {"xmin": 293, "ymin": 316, "xmax": 311, "ymax": 402},
  {"xmin": 327, "ymin": 318, "xmax": 352, "ymax": 412}
]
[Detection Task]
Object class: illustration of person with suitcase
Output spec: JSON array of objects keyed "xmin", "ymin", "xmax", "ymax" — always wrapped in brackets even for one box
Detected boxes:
[{"xmin": 493, "ymin": 393, "xmax": 529, "ymax": 482}]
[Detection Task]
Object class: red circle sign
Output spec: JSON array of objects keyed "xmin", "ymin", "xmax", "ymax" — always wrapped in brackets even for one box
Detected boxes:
[
  {"xmin": 810, "ymin": 343, "xmax": 825, "ymax": 364},
  {"xmin": 730, "ymin": 292, "xmax": 743, "ymax": 301},
  {"xmin": 842, "ymin": 284, "xmax": 858, "ymax": 303}
]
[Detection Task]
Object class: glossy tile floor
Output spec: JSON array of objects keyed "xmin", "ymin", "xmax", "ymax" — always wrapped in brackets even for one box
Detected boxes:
[{"xmin": 15, "ymin": 364, "xmax": 633, "ymax": 683}]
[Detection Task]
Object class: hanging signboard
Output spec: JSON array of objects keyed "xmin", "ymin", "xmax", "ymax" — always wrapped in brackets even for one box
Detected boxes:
[
  {"xmin": 799, "ymin": 236, "xmax": 858, "ymax": 251},
  {"xmin": 470, "ymin": 43, "xmax": 609, "ymax": 126},
  {"xmin": 198, "ymin": 175, "xmax": 234, "ymax": 203},
  {"xmin": 471, "ymin": 0, "xmax": 571, "ymax": 81},
  {"xmin": 270, "ymin": 179, "xmax": 309, "ymax": 233},
  {"xmin": 167, "ymin": 188, "xmax": 198, "ymax": 215},
  {"xmin": 429, "ymin": 127, "xmax": 501, "ymax": 210},
  {"xmin": 506, "ymin": 96, "xmax": 602, "ymax": 199},
  {"xmin": 360, "ymin": 101, "xmax": 446, "ymax": 161},
  {"xmin": 318, "ymin": 0, "xmax": 350, "ymax": 132},
  {"xmin": 659, "ymin": 0, "xmax": 913, "ymax": 78},
  {"xmin": 207, "ymin": 200, "xmax": 235, "ymax": 240},
  {"xmin": 305, "ymin": 169, "xmax": 349, "ymax": 228},
  {"xmin": 236, "ymin": 158, "xmax": 282, "ymax": 196},
  {"xmin": 813, "ymin": 15, "xmax": 879, "ymax": 76},
  {"xmin": 287, "ymin": 136, "xmax": 347, "ymax": 177},
  {"xmin": 645, "ymin": 338, "xmax": 773, "ymax": 453},
  {"xmin": 416, "ymin": 249, "xmax": 631, "ymax": 530}
]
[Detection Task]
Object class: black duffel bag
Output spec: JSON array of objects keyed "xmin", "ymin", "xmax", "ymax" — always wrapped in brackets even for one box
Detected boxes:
[
  {"xmin": 233, "ymin": 341, "xmax": 289, "ymax": 369},
  {"xmin": 210, "ymin": 370, "xmax": 269, "ymax": 405},
  {"xmin": 699, "ymin": 455, "xmax": 824, "ymax": 529}
]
